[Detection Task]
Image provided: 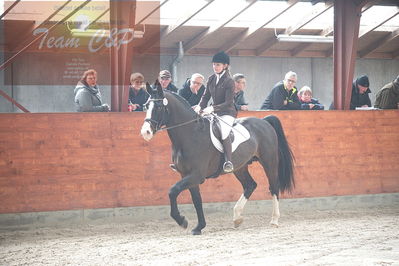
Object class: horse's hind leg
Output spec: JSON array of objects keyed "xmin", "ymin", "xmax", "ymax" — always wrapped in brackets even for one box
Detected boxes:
[
  {"xmin": 189, "ymin": 186, "xmax": 206, "ymax": 235},
  {"xmin": 259, "ymin": 158, "xmax": 280, "ymax": 227},
  {"xmin": 233, "ymin": 165, "xmax": 257, "ymax": 228}
]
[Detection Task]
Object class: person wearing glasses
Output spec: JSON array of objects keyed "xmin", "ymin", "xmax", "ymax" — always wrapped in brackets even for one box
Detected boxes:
[
  {"xmin": 233, "ymin": 73, "xmax": 249, "ymax": 111},
  {"xmin": 178, "ymin": 73, "xmax": 206, "ymax": 106},
  {"xmin": 157, "ymin": 69, "xmax": 178, "ymax": 93},
  {"xmin": 128, "ymin": 72, "xmax": 149, "ymax": 112},
  {"xmin": 259, "ymin": 71, "xmax": 301, "ymax": 110}
]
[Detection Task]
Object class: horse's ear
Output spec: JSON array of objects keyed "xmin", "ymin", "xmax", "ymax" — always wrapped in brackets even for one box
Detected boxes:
[
  {"xmin": 154, "ymin": 79, "xmax": 164, "ymax": 97},
  {"xmin": 146, "ymin": 82, "xmax": 154, "ymax": 94}
]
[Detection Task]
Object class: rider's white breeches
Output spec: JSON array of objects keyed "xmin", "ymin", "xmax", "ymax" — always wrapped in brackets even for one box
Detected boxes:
[{"xmin": 218, "ymin": 115, "xmax": 235, "ymax": 140}]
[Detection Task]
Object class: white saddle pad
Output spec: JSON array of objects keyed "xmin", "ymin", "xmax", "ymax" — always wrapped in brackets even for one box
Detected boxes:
[{"xmin": 209, "ymin": 118, "xmax": 250, "ymax": 153}]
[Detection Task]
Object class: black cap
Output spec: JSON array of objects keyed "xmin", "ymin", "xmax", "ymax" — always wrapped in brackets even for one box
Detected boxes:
[
  {"xmin": 356, "ymin": 75, "xmax": 369, "ymax": 87},
  {"xmin": 212, "ymin": 51, "xmax": 230, "ymax": 65}
]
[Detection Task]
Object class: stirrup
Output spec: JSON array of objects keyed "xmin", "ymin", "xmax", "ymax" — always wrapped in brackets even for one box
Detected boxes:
[
  {"xmin": 223, "ymin": 161, "xmax": 234, "ymax": 173},
  {"xmin": 169, "ymin": 163, "xmax": 177, "ymax": 172}
]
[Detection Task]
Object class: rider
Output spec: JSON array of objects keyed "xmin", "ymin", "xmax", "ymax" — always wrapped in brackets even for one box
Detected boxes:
[{"xmin": 195, "ymin": 51, "xmax": 237, "ymax": 173}]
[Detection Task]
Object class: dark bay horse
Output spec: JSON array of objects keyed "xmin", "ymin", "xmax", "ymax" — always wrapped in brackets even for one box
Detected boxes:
[{"xmin": 140, "ymin": 83, "xmax": 294, "ymax": 235}]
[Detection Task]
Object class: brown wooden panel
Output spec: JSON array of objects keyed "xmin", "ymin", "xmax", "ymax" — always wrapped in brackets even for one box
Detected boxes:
[{"xmin": 0, "ymin": 111, "xmax": 399, "ymax": 214}]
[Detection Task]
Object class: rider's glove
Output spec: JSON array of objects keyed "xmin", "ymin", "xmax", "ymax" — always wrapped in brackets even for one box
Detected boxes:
[
  {"xmin": 193, "ymin": 105, "xmax": 201, "ymax": 114},
  {"xmin": 202, "ymin": 106, "xmax": 214, "ymax": 115}
]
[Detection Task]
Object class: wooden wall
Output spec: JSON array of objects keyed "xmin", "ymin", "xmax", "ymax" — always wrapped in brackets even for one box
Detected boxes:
[{"xmin": 0, "ymin": 111, "xmax": 398, "ymax": 214}]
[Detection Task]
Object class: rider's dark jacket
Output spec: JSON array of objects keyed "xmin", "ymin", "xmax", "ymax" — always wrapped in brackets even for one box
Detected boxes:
[
  {"xmin": 199, "ymin": 71, "xmax": 237, "ymax": 118},
  {"xmin": 260, "ymin": 81, "xmax": 301, "ymax": 110}
]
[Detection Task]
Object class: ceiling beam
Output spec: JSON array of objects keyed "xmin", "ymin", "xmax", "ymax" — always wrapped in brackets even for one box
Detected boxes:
[
  {"xmin": 320, "ymin": 0, "xmax": 380, "ymax": 38},
  {"xmin": 358, "ymin": 7, "xmax": 398, "ymax": 37},
  {"xmin": 11, "ymin": 0, "xmax": 74, "ymax": 52},
  {"xmin": 1, "ymin": 0, "xmax": 91, "ymax": 71},
  {"xmin": 184, "ymin": 0, "xmax": 258, "ymax": 53},
  {"xmin": 255, "ymin": 36, "xmax": 279, "ymax": 56},
  {"xmin": 284, "ymin": 1, "xmax": 333, "ymax": 35},
  {"xmin": 137, "ymin": 0, "xmax": 170, "ymax": 25},
  {"xmin": 0, "ymin": 0, "xmax": 21, "ymax": 20},
  {"xmin": 290, "ymin": 43, "xmax": 312, "ymax": 56},
  {"xmin": 358, "ymin": 28, "xmax": 399, "ymax": 57},
  {"xmin": 163, "ymin": 0, "xmax": 215, "ymax": 37},
  {"xmin": 139, "ymin": 0, "xmax": 216, "ymax": 54},
  {"xmin": 218, "ymin": 0, "xmax": 299, "ymax": 53},
  {"xmin": 392, "ymin": 49, "xmax": 399, "ymax": 59}
]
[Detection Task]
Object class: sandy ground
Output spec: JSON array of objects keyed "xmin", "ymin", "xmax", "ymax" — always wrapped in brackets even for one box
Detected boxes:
[{"xmin": 1, "ymin": 206, "xmax": 398, "ymax": 266}]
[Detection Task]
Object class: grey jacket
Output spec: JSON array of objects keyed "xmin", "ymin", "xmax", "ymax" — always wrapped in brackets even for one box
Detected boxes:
[{"xmin": 74, "ymin": 81, "xmax": 109, "ymax": 112}]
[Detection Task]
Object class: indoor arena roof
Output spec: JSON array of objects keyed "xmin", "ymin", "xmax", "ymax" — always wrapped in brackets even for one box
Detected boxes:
[{"xmin": 1, "ymin": 0, "xmax": 398, "ymax": 59}]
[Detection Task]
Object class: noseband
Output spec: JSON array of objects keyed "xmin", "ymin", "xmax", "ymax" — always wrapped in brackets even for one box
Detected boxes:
[
  {"xmin": 144, "ymin": 98, "xmax": 169, "ymax": 132},
  {"xmin": 144, "ymin": 97, "xmax": 201, "ymax": 132}
]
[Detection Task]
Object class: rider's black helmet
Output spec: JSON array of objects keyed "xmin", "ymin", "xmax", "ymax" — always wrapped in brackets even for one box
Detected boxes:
[{"xmin": 212, "ymin": 51, "xmax": 230, "ymax": 65}]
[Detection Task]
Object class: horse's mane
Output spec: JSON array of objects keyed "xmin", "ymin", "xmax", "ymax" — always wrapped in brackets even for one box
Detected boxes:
[{"xmin": 164, "ymin": 91, "xmax": 198, "ymax": 115}]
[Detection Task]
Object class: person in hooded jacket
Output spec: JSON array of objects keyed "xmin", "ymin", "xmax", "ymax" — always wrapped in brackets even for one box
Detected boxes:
[
  {"xmin": 178, "ymin": 73, "xmax": 205, "ymax": 106},
  {"xmin": 195, "ymin": 51, "xmax": 236, "ymax": 173},
  {"xmin": 74, "ymin": 69, "xmax": 110, "ymax": 112},
  {"xmin": 374, "ymin": 75, "xmax": 399, "ymax": 109},
  {"xmin": 350, "ymin": 75, "xmax": 371, "ymax": 110}
]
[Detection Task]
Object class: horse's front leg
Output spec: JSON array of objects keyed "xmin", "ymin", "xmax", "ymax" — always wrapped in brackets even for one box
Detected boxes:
[
  {"xmin": 169, "ymin": 175, "xmax": 204, "ymax": 232},
  {"xmin": 189, "ymin": 186, "xmax": 206, "ymax": 235}
]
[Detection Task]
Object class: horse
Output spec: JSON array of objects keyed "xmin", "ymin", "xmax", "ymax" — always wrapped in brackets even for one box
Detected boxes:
[{"xmin": 140, "ymin": 82, "xmax": 295, "ymax": 235}]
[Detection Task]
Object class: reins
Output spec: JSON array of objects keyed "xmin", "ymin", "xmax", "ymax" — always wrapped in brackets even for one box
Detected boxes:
[{"xmin": 158, "ymin": 116, "xmax": 201, "ymax": 131}]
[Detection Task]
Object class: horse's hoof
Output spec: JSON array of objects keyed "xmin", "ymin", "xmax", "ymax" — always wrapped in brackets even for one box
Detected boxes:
[
  {"xmin": 270, "ymin": 220, "xmax": 279, "ymax": 227},
  {"xmin": 191, "ymin": 229, "xmax": 202, "ymax": 235},
  {"xmin": 233, "ymin": 217, "xmax": 244, "ymax": 228},
  {"xmin": 180, "ymin": 217, "xmax": 188, "ymax": 229}
]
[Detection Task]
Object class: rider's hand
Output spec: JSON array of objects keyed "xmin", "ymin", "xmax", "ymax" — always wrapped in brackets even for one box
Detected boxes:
[
  {"xmin": 193, "ymin": 105, "xmax": 201, "ymax": 114},
  {"xmin": 202, "ymin": 106, "xmax": 214, "ymax": 115}
]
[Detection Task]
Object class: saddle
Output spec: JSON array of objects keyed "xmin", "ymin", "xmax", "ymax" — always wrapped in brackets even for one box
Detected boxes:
[{"xmin": 207, "ymin": 115, "xmax": 250, "ymax": 153}]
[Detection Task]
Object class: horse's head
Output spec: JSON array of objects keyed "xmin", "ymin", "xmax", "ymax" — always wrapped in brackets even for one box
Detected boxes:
[{"xmin": 140, "ymin": 80, "xmax": 169, "ymax": 141}]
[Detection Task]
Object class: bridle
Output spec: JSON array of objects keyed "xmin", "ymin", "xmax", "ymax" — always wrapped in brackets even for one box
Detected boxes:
[{"xmin": 144, "ymin": 97, "xmax": 201, "ymax": 132}]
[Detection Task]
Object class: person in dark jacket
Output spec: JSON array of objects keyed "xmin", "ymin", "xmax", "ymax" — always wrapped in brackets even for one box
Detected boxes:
[
  {"xmin": 233, "ymin": 73, "xmax": 249, "ymax": 111},
  {"xmin": 128, "ymin": 72, "xmax": 149, "ymax": 111},
  {"xmin": 178, "ymin": 73, "xmax": 205, "ymax": 106},
  {"xmin": 74, "ymin": 69, "xmax": 110, "ymax": 112},
  {"xmin": 196, "ymin": 51, "xmax": 236, "ymax": 173},
  {"xmin": 260, "ymin": 71, "xmax": 301, "ymax": 110},
  {"xmin": 298, "ymin": 86, "xmax": 324, "ymax": 110},
  {"xmin": 350, "ymin": 75, "xmax": 371, "ymax": 110},
  {"xmin": 157, "ymin": 70, "xmax": 178, "ymax": 93},
  {"xmin": 374, "ymin": 75, "xmax": 399, "ymax": 109}
]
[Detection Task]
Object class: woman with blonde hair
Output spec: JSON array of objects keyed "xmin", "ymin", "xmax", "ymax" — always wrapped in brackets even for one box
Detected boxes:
[{"xmin": 128, "ymin": 72, "xmax": 149, "ymax": 111}]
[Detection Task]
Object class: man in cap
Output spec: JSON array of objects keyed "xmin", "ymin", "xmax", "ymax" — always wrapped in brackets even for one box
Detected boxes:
[
  {"xmin": 374, "ymin": 75, "xmax": 399, "ymax": 109},
  {"xmin": 157, "ymin": 70, "xmax": 178, "ymax": 93},
  {"xmin": 195, "ymin": 51, "xmax": 236, "ymax": 173},
  {"xmin": 350, "ymin": 75, "xmax": 371, "ymax": 110}
]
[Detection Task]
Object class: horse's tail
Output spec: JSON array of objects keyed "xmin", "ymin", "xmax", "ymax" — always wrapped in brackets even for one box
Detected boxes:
[{"xmin": 263, "ymin": 115, "xmax": 295, "ymax": 193}]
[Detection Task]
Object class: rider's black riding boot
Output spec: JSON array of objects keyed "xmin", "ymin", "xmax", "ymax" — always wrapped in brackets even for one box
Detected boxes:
[{"xmin": 222, "ymin": 136, "xmax": 234, "ymax": 173}]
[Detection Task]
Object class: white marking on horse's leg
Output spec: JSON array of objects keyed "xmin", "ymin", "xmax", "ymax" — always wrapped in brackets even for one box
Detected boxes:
[
  {"xmin": 270, "ymin": 194, "xmax": 280, "ymax": 227},
  {"xmin": 140, "ymin": 102, "xmax": 154, "ymax": 141},
  {"xmin": 233, "ymin": 194, "xmax": 247, "ymax": 228}
]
